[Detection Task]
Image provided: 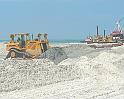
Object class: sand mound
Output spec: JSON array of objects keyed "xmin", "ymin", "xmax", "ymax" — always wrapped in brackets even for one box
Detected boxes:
[
  {"xmin": 0, "ymin": 44, "xmax": 7, "ymax": 59},
  {"xmin": 62, "ymin": 44, "xmax": 103, "ymax": 58},
  {"xmin": 40, "ymin": 47, "xmax": 68, "ymax": 64},
  {"xmin": 59, "ymin": 51, "xmax": 124, "ymax": 86},
  {"xmin": 0, "ymin": 59, "xmax": 81, "ymax": 92}
]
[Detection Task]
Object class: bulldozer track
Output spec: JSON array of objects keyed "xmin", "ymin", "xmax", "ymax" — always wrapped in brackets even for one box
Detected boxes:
[{"xmin": 5, "ymin": 48, "xmax": 32, "ymax": 59}]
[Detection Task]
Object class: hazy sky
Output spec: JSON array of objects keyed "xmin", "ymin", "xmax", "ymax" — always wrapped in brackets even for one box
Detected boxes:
[{"xmin": 0, "ymin": 0, "xmax": 124, "ymax": 40}]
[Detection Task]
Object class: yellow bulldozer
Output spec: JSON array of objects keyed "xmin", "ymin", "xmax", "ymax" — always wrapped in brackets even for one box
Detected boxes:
[{"xmin": 6, "ymin": 33, "xmax": 49, "ymax": 59}]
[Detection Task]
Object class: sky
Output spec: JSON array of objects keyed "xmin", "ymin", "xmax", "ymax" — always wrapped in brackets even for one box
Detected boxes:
[{"xmin": 0, "ymin": 0, "xmax": 124, "ymax": 40}]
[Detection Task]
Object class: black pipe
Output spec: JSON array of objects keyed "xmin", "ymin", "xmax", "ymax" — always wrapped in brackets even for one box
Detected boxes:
[
  {"xmin": 104, "ymin": 30, "xmax": 106, "ymax": 37},
  {"xmin": 97, "ymin": 25, "xmax": 99, "ymax": 36},
  {"xmin": 32, "ymin": 34, "xmax": 33, "ymax": 40}
]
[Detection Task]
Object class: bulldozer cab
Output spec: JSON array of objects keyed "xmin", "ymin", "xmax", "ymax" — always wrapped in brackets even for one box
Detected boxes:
[
  {"xmin": 37, "ymin": 33, "xmax": 49, "ymax": 52},
  {"xmin": 7, "ymin": 33, "xmax": 30, "ymax": 50},
  {"xmin": 10, "ymin": 33, "xmax": 30, "ymax": 41},
  {"xmin": 6, "ymin": 33, "xmax": 29, "ymax": 51}
]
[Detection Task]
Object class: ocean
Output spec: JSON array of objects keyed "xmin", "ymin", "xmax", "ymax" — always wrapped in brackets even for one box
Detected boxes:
[{"xmin": 0, "ymin": 40, "xmax": 82, "ymax": 44}]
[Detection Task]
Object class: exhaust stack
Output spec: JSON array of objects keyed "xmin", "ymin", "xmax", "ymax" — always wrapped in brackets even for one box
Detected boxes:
[
  {"xmin": 97, "ymin": 25, "xmax": 99, "ymax": 36},
  {"xmin": 104, "ymin": 30, "xmax": 106, "ymax": 37},
  {"xmin": 32, "ymin": 34, "xmax": 33, "ymax": 40}
]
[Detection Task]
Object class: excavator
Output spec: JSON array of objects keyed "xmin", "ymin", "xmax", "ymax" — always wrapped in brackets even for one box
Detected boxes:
[{"xmin": 6, "ymin": 33, "xmax": 49, "ymax": 59}]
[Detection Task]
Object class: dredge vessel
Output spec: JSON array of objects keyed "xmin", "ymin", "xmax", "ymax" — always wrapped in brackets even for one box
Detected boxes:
[{"xmin": 84, "ymin": 18, "xmax": 124, "ymax": 48}]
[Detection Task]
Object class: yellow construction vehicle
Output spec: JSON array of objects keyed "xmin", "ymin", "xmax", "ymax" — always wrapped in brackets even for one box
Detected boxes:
[{"xmin": 6, "ymin": 33, "xmax": 49, "ymax": 59}]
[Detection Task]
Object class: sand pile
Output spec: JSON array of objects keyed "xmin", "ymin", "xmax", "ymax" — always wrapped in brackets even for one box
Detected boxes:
[
  {"xmin": 0, "ymin": 44, "xmax": 97, "ymax": 92},
  {"xmin": 62, "ymin": 44, "xmax": 103, "ymax": 58},
  {"xmin": 0, "ymin": 44, "xmax": 7, "ymax": 59},
  {"xmin": 59, "ymin": 51, "xmax": 124, "ymax": 86},
  {"xmin": 40, "ymin": 47, "xmax": 68, "ymax": 64},
  {"xmin": 0, "ymin": 59, "xmax": 81, "ymax": 92}
]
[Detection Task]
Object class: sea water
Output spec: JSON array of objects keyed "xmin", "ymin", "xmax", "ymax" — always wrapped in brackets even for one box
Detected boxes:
[{"xmin": 0, "ymin": 40, "xmax": 82, "ymax": 44}]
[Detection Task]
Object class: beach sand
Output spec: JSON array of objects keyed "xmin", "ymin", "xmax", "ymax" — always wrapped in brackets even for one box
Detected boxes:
[{"xmin": 0, "ymin": 43, "xmax": 124, "ymax": 99}]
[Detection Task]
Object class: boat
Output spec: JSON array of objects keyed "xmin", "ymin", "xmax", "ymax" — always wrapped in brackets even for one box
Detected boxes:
[{"xmin": 83, "ymin": 18, "xmax": 124, "ymax": 48}]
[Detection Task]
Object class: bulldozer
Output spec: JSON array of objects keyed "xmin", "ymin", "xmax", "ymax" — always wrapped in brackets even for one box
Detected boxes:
[{"xmin": 6, "ymin": 33, "xmax": 49, "ymax": 59}]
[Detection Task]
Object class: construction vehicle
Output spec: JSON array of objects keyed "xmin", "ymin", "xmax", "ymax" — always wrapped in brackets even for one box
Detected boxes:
[{"xmin": 6, "ymin": 33, "xmax": 49, "ymax": 59}]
